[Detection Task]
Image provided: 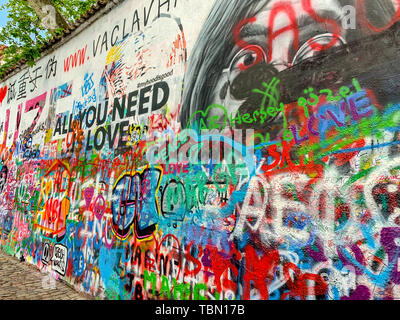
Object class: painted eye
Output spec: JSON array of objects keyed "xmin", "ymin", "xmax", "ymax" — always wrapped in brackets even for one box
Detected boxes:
[
  {"xmin": 292, "ymin": 33, "xmax": 347, "ymax": 66},
  {"xmin": 230, "ymin": 45, "xmax": 266, "ymax": 72},
  {"xmin": 236, "ymin": 51, "xmax": 257, "ymax": 68}
]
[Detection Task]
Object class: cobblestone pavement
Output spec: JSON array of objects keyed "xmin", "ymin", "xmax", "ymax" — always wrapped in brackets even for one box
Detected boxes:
[{"xmin": 0, "ymin": 250, "xmax": 93, "ymax": 300}]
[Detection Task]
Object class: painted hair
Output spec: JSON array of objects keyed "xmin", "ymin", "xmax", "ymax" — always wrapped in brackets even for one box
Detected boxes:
[{"xmin": 180, "ymin": 0, "xmax": 271, "ymax": 128}]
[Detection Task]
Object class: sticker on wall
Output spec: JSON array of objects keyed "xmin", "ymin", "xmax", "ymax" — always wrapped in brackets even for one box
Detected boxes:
[
  {"xmin": 51, "ymin": 244, "xmax": 68, "ymax": 276},
  {"xmin": 41, "ymin": 242, "xmax": 51, "ymax": 265}
]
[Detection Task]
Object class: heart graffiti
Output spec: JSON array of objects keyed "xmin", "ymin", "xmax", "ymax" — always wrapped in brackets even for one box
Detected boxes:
[
  {"xmin": 0, "ymin": 86, "xmax": 7, "ymax": 105},
  {"xmin": 187, "ymin": 104, "xmax": 228, "ymax": 131}
]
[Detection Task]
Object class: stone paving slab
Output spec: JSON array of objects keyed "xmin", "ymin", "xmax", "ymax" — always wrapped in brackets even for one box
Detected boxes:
[{"xmin": 0, "ymin": 250, "xmax": 93, "ymax": 300}]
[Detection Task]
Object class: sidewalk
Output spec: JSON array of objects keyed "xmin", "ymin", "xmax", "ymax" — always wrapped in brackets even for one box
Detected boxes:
[{"xmin": 0, "ymin": 250, "xmax": 92, "ymax": 300}]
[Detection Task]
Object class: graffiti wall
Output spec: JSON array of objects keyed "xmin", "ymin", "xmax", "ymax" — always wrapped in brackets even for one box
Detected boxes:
[{"xmin": 1, "ymin": 0, "xmax": 400, "ymax": 300}]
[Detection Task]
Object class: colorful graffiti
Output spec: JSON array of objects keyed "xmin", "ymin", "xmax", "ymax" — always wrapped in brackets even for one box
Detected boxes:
[{"xmin": 2, "ymin": 0, "xmax": 400, "ymax": 300}]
